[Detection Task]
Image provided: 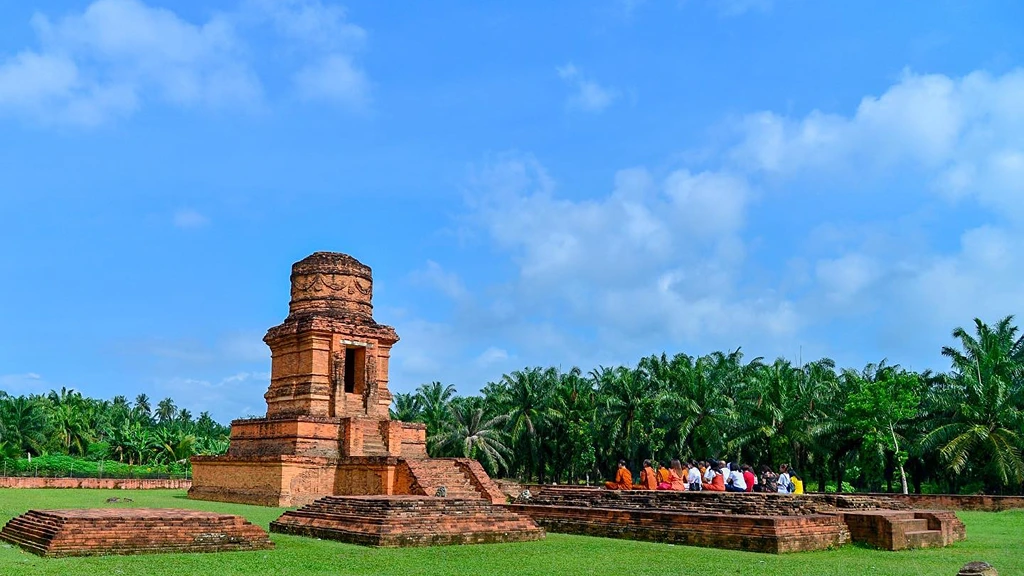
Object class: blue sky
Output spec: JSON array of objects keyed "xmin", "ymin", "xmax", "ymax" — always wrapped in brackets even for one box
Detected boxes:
[{"xmin": 1, "ymin": 0, "xmax": 1023, "ymax": 422}]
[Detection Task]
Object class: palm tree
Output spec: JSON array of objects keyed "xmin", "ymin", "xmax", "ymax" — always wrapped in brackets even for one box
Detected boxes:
[
  {"xmin": 134, "ymin": 394, "xmax": 152, "ymax": 421},
  {"xmin": 594, "ymin": 365, "xmax": 661, "ymax": 470},
  {"xmin": 390, "ymin": 392, "xmax": 423, "ymax": 422},
  {"xmin": 657, "ymin": 352, "xmax": 738, "ymax": 461},
  {"xmin": 497, "ymin": 367, "xmax": 556, "ymax": 481},
  {"xmin": 0, "ymin": 396, "xmax": 49, "ymax": 456},
  {"xmin": 155, "ymin": 398, "xmax": 177, "ymax": 425},
  {"xmin": 923, "ymin": 316, "xmax": 1024, "ymax": 491},
  {"xmin": 416, "ymin": 382, "xmax": 457, "ymax": 452},
  {"xmin": 432, "ymin": 403, "xmax": 510, "ymax": 476}
]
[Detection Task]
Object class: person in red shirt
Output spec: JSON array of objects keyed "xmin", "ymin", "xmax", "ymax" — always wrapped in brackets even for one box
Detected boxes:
[{"xmin": 742, "ymin": 465, "xmax": 757, "ymax": 493}]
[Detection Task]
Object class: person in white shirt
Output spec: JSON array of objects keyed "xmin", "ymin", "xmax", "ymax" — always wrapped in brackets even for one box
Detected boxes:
[
  {"xmin": 777, "ymin": 463, "xmax": 792, "ymax": 494},
  {"xmin": 687, "ymin": 461, "xmax": 702, "ymax": 491},
  {"xmin": 725, "ymin": 462, "xmax": 747, "ymax": 492}
]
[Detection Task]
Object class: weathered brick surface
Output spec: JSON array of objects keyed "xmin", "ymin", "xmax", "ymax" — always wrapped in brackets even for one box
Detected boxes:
[
  {"xmin": 190, "ymin": 253, "xmax": 471, "ymax": 508},
  {"xmin": 0, "ymin": 508, "xmax": 273, "ymax": 557},
  {"xmin": 0, "ymin": 478, "xmax": 190, "ymax": 490},
  {"xmin": 511, "ymin": 487, "xmax": 964, "ymax": 552},
  {"xmin": 506, "ymin": 504, "xmax": 848, "ymax": 553},
  {"xmin": 854, "ymin": 493, "xmax": 1024, "ymax": 512},
  {"xmin": 270, "ymin": 495, "xmax": 544, "ymax": 547},
  {"xmin": 837, "ymin": 510, "xmax": 966, "ymax": 550}
]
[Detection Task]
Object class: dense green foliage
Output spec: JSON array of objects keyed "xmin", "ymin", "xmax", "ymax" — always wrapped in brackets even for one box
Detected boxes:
[
  {"xmin": 0, "ymin": 489, "xmax": 1021, "ymax": 575},
  {"xmin": 394, "ymin": 316, "xmax": 1024, "ymax": 494},
  {"xmin": 0, "ymin": 389, "xmax": 229, "ymax": 475}
]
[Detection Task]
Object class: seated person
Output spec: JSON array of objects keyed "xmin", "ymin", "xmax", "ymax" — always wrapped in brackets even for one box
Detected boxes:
[
  {"xmin": 669, "ymin": 459, "xmax": 688, "ymax": 491},
  {"xmin": 657, "ymin": 462, "xmax": 673, "ymax": 490},
  {"xmin": 702, "ymin": 464, "xmax": 725, "ymax": 491},
  {"xmin": 687, "ymin": 461, "xmax": 703, "ymax": 491},
  {"xmin": 637, "ymin": 459, "xmax": 658, "ymax": 490},
  {"xmin": 604, "ymin": 460, "xmax": 633, "ymax": 490},
  {"xmin": 757, "ymin": 465, "xmax": 779, "ymax": 493},
  {"xmin": 725, "ymin": 462, "xmax": 747, "ymax": 492},
  {"xmin": 742, "ymin": 465, "xmax": 756, "ymax": 493}
]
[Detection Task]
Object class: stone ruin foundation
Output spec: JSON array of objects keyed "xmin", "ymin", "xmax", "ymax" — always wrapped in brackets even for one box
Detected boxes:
[
  {"xmin": 189, "ymin": 252, "xmax": 543, "ymax": 546},
  {"xmin": 0, "ymin": 509, "xmax": 273, "ymax": 557},
  {"xmin": 507, "ymin": 487, "xmax": 966, "ymax": 553}
]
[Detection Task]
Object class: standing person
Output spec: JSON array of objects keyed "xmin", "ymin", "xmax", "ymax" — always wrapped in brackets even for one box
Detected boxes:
[
  {"xmin": 687, "ymin": 461, "xmax": 703, "ymax": 491},
  {"xmin": 742, "ymin": 465, "xmax": 757, "ymax": 493},
  {"xmin": 604, "ymin": 460, "xmax": 633, "ymax": 490},
  {"xmin": 790, "ymin": 470, "xmax": 805, "ymax": 494},
  {"xmin": 637, "ymin": 459, "xmax": 658, "ymax": 490},
  {"xmin": 725, "ymin": 462, "xmax": 747, "ymax": 492},
  {"xmin": 777, "ymin": 464, "xmax": 792, "ymax": 494},
  {"xmin": 759, "ymin": 465, "xmax": 779, "ymax": 493}
]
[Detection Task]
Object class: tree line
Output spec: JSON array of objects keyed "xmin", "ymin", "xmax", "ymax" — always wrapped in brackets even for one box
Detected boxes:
[
  {"xmin": 391, "ymin": 316, "xmax": 1024, "ymax": 495},
  {"xmin": 0, "ymin": 388, "xmax": 229, "ymax": 471}
]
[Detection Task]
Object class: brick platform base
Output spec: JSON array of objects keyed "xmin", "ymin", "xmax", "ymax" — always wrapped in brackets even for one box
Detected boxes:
[
  {"xmin": 0, "ymin": 509, "xmax": 273, "ymax": 557},
  {"xmin": 270, "ymin": 495, "xmax": 545, "ymax": 547},
  {"xmin": 507, "ymin": 504, "xmax": 848, "ymax": 553},
  {"xmin": 507, "ymin": 487, "xmax": 965, "ymax": 553}
]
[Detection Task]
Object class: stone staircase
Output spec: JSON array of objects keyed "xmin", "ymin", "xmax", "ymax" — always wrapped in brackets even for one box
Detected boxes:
[
  {"xmin": 354, "ymin": 418, "xmax": 388, "ymax": 456},
  {"xmin": 0, "ymin": 508, "xmax": 273, "ymax": 557},
  {"xmin": 270, "ymin": 495, "xmax": 544, "ymax": 547},
  {"xmin": 838, "ymin": 510, "xmax": 964, "ymax": 550},
  {"xmin": 404, "ymin": 459, "xmax": 483, "ymax": 499}
]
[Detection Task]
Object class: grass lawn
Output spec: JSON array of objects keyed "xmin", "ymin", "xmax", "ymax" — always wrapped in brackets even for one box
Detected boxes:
[{"xmin": 0, "ymin": 489, "xmax": 1019, "ymax": 576}]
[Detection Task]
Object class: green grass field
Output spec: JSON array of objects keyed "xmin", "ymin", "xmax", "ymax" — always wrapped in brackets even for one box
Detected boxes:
[{"xmin": 0, "ymin": 489, "xmax": 1019, "ymax": 576}]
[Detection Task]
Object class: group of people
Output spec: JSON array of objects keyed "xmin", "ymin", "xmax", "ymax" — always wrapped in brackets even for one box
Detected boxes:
[{"xmin": 605, "ymin": 459, "xmax": 805, "ymax": 494}]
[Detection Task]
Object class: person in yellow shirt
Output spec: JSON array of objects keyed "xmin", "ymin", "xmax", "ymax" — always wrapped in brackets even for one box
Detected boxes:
[{"xmin": 790, "ymin": 470, "xmax": 805, "ymax": 494}]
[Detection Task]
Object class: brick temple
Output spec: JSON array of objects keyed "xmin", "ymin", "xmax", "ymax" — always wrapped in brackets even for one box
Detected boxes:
[{"xmin": 189, "ymin": 252, "xmax": 508, "ymax": 508}]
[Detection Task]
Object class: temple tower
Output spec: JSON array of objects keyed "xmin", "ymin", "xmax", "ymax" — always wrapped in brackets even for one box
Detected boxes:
[{"xmin": 189, "ymin": 252, "xmax": 505, "ymax": 507}]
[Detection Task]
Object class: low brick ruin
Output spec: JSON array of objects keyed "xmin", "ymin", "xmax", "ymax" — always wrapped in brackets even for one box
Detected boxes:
[
  {"xmin": 271, "ymin": 495, "xmax": 544, "ymax": 547},
  {"xmin": 507, "ymin": 487, "xmax": 965, "ymax": 553},
  {"xmin": 0, "ymin": 509, "xmax": 273, "ymax": 557}
]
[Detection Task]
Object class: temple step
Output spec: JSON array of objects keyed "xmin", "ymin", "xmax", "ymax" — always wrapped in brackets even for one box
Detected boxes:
[
  {"xmin": 0, "ymin": 509, "xmax": 274, "ymax": 557},
  {"xmin": 404, "ymin": 459, "xmax": 484, "ymax": 499},
  {"xmin": 270, "ymin": 495, "xmax": 544, "ymax": 547}
]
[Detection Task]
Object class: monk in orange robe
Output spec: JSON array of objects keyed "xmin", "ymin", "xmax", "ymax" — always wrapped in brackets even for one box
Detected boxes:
[
  {"xmin": 636, "ymin": 459, "xmax": 658, "ymax": 490},
  {"xmin": 604, "ymin": 460, "xmax": 633, "ymax": 490},
  {"xmin": 659, "ymin": 461, "xmax": 675, "ymax": 487}
]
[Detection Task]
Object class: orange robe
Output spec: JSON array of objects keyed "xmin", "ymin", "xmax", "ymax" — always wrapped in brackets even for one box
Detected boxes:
[
  {"xmin": 702, "ymin": 473, "xmax": 725, "ymax": 491},
  {"xmin": 658, "ymin": 468, "xmax": 672, "ymax": 484},
  {"xmin": 604, "ymin": 468, "xmax": 633, "ymax": 490},
  {"xmin": 669, "ymin": 469, "xmax": 687, "ymax": 491},
  {"xmin": 637, "ymin": 466, "xmax": 658, "ymax": 490}
]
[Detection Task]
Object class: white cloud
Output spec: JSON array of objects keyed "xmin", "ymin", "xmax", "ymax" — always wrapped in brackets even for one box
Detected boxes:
[
  {"xmin": 0, "ymin": 0, "xmax": 263, "ymax": 126},
  {"xmin": 557, "ymin": 63, "xmax": 619, "ymax": 113},
  {"xmin": 410, "ymin": 260, "xmax": 467, "ymax": 300},
  {"xmin": 0, "ymin": 0, "xmax": 373, "ymax": 125},
  {"xmin": 462, "ymin": 153, "xmax": 797, "ymax": 351},
  {"xmin": 0, "ymin": 373, "xmax": 49, "ymax": 395},
  {"xmin": 475, "ymin": 347, "xmax": 510, "ymax": 368},
  {"xmin": 157, "ymin": 371, "xmax": 269, "ymax": 421},
  {"xmin": 731, "ymin": 69, "xmax": 1024, "ymax": 218},
  {"xmin": 172, "ymin": 209, "xmax": 209, "ymax": 228},
  {"xmin": 293, "ymin": 54, "xmax": 369, "ymax": 108}
]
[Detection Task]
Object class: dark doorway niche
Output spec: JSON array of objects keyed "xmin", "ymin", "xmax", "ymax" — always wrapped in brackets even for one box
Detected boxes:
[{"xmin": 344, "ymin": 348, "xmax": 357, "ymax": 393}]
